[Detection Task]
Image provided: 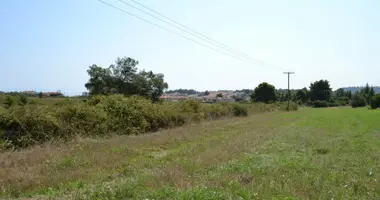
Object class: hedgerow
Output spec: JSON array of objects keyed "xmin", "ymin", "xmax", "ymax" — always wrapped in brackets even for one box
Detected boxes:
[{"xmin": 0, "ymin": 95, "xmax": 297, "ymax": 149}]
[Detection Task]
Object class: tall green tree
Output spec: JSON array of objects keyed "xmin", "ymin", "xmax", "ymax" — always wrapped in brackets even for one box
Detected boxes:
[
  {"xmin": 360, "ymin": 83, "xmax": 375, "ymax": 103},
  {"xmin": 309, "ymin": 80, "xmax": 332, "ymax": 101},
  {"xmin": 335, "ymin": 88, "xmax": 345, "ymax": 98},
  {"xmin": 295, "ymin": 87, "xmax": 308, "ymax": 103},
  {"xmin": 251, "ymin": 82, "xmax": 277, "ymax": 103},
  {"xmin": 85, "ymin": 57, "xmax": 168, "ymax": 102}
]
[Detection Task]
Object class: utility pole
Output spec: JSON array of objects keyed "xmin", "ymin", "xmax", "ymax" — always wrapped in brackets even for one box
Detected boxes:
[{"xmin": 283, "ymin": 72, "xmax": 295, "ymax": 111}]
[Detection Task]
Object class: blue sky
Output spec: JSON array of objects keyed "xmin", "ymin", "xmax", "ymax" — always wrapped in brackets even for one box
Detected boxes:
[{"xmin": 1, "ymin": 0, "xmax": 379, "ymax": 95}]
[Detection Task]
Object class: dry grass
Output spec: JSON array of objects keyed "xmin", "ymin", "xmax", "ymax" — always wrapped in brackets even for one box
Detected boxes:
[{"xmin": 1, "ymin": 112, "xmax": 292, "ymax": 198}]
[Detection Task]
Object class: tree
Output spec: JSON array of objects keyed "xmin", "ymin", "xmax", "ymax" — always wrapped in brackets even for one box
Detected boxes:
[
  {"xmin": 346, "ymin": 90, "xmax": 352, "ymax": 99},
  {"xmin": 362, "ymin": 83, "xmax": 370, "ymax": 95},
  {"xmin": 166, "ymin": 89, "xmax": 197, "ymax": 94},
  {"xmin": 351, "ymin": 93, "xmax": 367, "ymax": 108},
  {"xmin": 335, "ymin": 88, "xmax": 345, "ymax": 98},
  {"xmin": 204, "ymin": 90, "xmax": 210, "ymax": 96},
  {"xmin": 251, "ymin": 82, "xmax": 277, "ymax": 103},
  {"xmin": 370, "ymin": 94, "xmax": 380, "ymax": 109},
  {"xmin": 295, "ymin": 88, "xmax": 308, "ymax": 103},
  {"xmin": 85, "ymin": 64, "xmax": 113, "ymax": 95},
  {"xmin": 38, "ymin": 92, "xmax": 44, "ymax": 98},
  {"xmin": 359, "ymin": 84, "xmax": 375, "ymax": 103},
  {"xmin": 309, "ymin": 80, "xmax": 332, "ymax": 101},
  {"xmin": 85, "ymin": 57, "xmax": 168, "ymax": 102},
  {"xmin": 216, "ymin": 93, "xmax": 223, "ymax": 98}
]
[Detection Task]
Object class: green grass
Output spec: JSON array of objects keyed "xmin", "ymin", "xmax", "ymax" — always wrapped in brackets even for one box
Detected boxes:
[{"xmin": 2, "ymin": 107, "xmax": 380, "ymax": 199}]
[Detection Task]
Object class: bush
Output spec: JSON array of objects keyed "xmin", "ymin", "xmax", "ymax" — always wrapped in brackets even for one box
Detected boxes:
[
  {"xmin": 370, "ymin": 94, "xmax": 380, "ymax": 109},
  {"xmin": 0, "ymin": 106, "xmax": 61, "ymax": 148},
  {"xmin": 336, "ymin": 97, "xmax": 349, "ymax": 106},
  {"xmin": 58, "ymin": 103, "xmax": 108, "ymax": 136},
  {"xmin": 312, "ymin": 100, "xmax": 329, "ymax": 108},
  {"xmin": 3, "ymin": 96, "xmax": 14, "ymax": 108},
  {"xmin": 232, "ymin": 104, "xmax": 248, "ymax": 116},
  {"xmin": 19, "ymin": 95, "xmax": 29, "ymax": 106},
  {"xmin": 351, "ymin": 94, "xmax": 367, "ymax": 108},
  {"xmin": 328, "ymin": 101, "xmax": 340, "ymax": 107}
]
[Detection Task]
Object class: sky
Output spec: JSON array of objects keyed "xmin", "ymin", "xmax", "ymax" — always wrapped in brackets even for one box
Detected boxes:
[{"xmin": 1, "ymin": 0, "xmax": 379, "ymax": 96}]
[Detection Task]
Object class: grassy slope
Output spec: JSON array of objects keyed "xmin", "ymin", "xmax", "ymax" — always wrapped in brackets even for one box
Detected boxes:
[{"xmin": 1, "ymin": 107, "xmax": 380, "ymax": 199}]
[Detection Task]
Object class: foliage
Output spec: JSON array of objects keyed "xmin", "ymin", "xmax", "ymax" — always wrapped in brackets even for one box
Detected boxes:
[
  {"xmin": 166, "ymin": 89, "xmax": 197, "ymax": 94},
  {"xmin": 328, "ymin": 101, "xmax": 340, "ymax": 107},
  {"xmin": 312, "ymin": 100, "xmax": 329, "ymax": 108},
  {"xmin": 19, "ymin": 95, "xmax": 28, "ymax": 106},
  {"xmin": 309, "ymin": 80, "xmax": 332, "ymax": 101},
  {"xmin": 359, "ymin": 83, "xmax": 375, "ymax": 103},
  {"xmin": 232, "ymin": 104, "xmax": 248, "ymax": 116},
  {"xmin": 216, "ymin": 93, "xmax": 223, "ymax": 98},
  {"xmin": 85, "ymin": 57, "xmax": 168, "ymax": 102},
  {"xmin": 335, "ymin": 88, "xmax": 352, "ymax": 99},
  {"xmin": 0, "ymin": 95, "xmax": 293, "ymax": 149},
  {"xmin": 38, "ymin": 92, "xmax": 43, "ymax": 98},
  {"xmin": 336, "ymin": 97, "xmax": 349, "ymax": 106},
  {"xmin": 204, "ymin": 90, "xmax": 210, "ymax": 96},
  {"xmin": 3, "ymin": 96, "xmax": 14, "ymax": 108},
  {"xmin": 351, "ymin": 93, "xmax": 367, "ymax": 108},
  {"xmin": 251, "ymin": 82, "xmax": 277, "ymax": 103},
  {"xmin": 370, "ymin": 94, "xmax": 380, "ymax": 109},
  {"xmin": 295, "ymin": 88, "xmax": 308, "ymax": 103}
]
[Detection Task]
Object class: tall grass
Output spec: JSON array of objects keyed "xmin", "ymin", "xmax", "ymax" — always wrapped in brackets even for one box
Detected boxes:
[{"xmin": 0, "ymin": 95, "xmax": 297, "ymax": 149}]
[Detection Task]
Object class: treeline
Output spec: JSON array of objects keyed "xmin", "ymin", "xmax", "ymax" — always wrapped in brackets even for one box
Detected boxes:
[
  {"xmin": 0, "ymin": 91, "xmax": 63, "ymax": 98},
  {"xmin": 166, "ymin": 89, "xmax": 197, "ymax": 94},
  {"xmin": 249, "ymin": 80, "xmax": 380, "ymax": 109}
]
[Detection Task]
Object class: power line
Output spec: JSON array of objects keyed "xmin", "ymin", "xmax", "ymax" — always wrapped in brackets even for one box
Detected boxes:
[
  {"xmin": 119, "ymin": 0, "xmax": 281, "ymax": 69},
  {"xmin": 122, "ymin": 0, "xmax": 286, "ymax": 71},
  {"xmin": 96, "ymin": 0, "xmax": 274, "ymax": 67},
  {"xmin": 96, "ymin": 0, "xmax": 286, "ymax": 71}
]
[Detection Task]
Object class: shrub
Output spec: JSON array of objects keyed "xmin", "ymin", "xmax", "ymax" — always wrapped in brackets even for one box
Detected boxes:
[
  {"xmin": 180, "ymin": 100, "xmax": 204, "ymax": 122},
  {"xmin": 19, "ymin": 95, "xmax": 29, "ymax": 106},
  {"xmin": 370, "ymin": 94, "xmax": 380, "ymax": 109},
  {"xmin": 232, "ymin": 104, "xmax": 248, "ymax": 116},
  {"xmin": 312, "ymin": 100, "xmax": 329, "ymax": 108},
  {"xmin": 328, "ymin": 101, "xmax": 340, "ymax": 107},
  {"xmin": 288, "ymin": 102, "xmax": 299, "ymax": 111},
  {"xmin": 351, "ymin": 94, "xmax": 367, "ymax": 108},
  {"xmin": 3, "ymin": 96, "xmax": 14, "ymax": 108},
  {"xmin": 57, "ymin": 103, "xmax": 108, "ymax": 136},
  {"xmin": 336, "ymin": 97, "xmax": 349, "ymax": 106},
  {"xmin": 0, "ymin": 106, "xmax": 61, "ymax": 148},
  {"xmin": 202, "ymin": 103, "xmax": 231, "ymax": 119}
]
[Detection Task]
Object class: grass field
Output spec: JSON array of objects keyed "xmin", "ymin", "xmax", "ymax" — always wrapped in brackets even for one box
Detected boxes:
[{"xmin": 1, "ymin": 107, "xmax": 380, "ymax": 199}]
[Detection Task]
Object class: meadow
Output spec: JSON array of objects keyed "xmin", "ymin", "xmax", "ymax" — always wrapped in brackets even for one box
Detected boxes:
[{"xmin": 1, "ymin": 106, "xmax": 380, "ymax": 199}]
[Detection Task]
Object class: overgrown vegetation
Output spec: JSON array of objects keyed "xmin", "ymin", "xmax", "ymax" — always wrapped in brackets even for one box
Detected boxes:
[
  {"xmin": 351, "ymin": 93, "xmax": 367, "ymax": 108},
  {"xmin": 0, "ymin": 95, "xmax": 296, "ymax": 149},
  {"xmin": 370, "ymin": 94, "xmax": 380, "ymax": 109}
]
